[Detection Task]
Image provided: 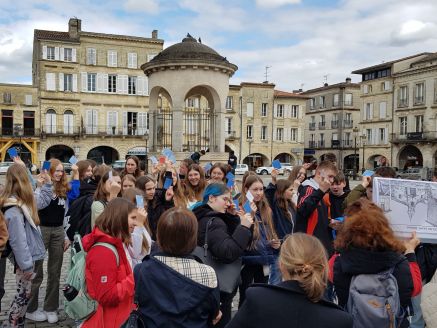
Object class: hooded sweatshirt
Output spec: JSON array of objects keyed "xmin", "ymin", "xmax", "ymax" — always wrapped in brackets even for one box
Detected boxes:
[{"xmin": 295, "ymin": 178, "xmax": 333, "ymax": 256}]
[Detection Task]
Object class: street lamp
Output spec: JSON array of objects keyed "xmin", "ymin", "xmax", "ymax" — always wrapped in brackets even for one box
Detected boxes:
[
  {"xmin": 353, "ymin": 127, "xmax": 359, "ymax": 180},
  {"xmin": 360, "ymin": 133, "xmax": 366, "ymax": 173},
  {"xmin": 13, "ymin": 124, "xmax": 23, "ymax": 156},
  {"xmin": 144, "ymin": 131, "xmax": 149, "ymax": 174},
  {"xmin": 248, "ymin": 138, "xmax": 253, "ymax": 169}
]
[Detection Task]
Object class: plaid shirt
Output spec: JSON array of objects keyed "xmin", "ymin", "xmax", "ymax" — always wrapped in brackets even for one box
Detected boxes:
[{"xmin": 155, "ymin": 256, "xmax": 218, "ymax": 288}]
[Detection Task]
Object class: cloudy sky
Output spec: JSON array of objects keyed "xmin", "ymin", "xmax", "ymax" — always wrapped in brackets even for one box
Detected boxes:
[{"xmin": 1, "ymin": 0, "xmax": 437, "ymax": 91}]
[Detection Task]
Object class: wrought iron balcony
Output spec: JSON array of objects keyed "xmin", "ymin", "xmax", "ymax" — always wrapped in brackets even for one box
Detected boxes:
[
  {"xmin": 331, "ymin": 120, "xmax": 339, "ymax": 129},
  {"xmin": 390, "ymin": 131, "xmax": 437, "ymax": 143},
  {"xmin": 343, "ymin": 120, "xmax": 353, "ymax": 128},
  {"xmin": 309, "ymin": 122, "xmax": 316, "ymax": 130},
  {"xmin": 318, "ymin": 122, "xmax": 326, "ymax": 130}
]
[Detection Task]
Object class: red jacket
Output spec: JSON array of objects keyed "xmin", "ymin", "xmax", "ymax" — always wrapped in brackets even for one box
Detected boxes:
[{"xmin": 82, "ymin": 227, "xmax": 134, "ymax": 328}]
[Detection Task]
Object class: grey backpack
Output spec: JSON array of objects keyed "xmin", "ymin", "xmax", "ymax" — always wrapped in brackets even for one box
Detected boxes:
[{"xmin": 347, "ymin": 268, "xmax": 404, "ymax": 328}]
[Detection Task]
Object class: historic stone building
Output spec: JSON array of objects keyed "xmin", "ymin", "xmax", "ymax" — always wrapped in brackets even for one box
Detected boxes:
[
  {"xmin": 352, "ymin": 53, "xmax": 430, "ymax": 171},
  {"xmin": 391, "ymin": 53, "xmax": 437, "ymax": 171},
  {"xmin": 33, "ymin": 18, "xmax": 163, "ymax": 164},
  {"xmin": 0, "ymin": 84, "xmax": 39, "ymax": 163},
  {"xmin": 302, "ymin": 78, "xmax": 361, "ymax": 172}
]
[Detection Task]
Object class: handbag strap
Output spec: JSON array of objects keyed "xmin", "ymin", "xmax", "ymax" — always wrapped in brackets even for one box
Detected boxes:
[{"xmin": 203, "ymin": 217, "xmax": 215, "ymax": 257}]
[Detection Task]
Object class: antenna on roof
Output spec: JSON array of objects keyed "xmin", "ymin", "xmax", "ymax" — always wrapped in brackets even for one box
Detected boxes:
[
  {"xmin": 264, "ymin": 66, "xmax": 271, "ymax": 83},
  {"xmin": 323, "ymin": 74, "xmax": 329, "ymax": 84}
]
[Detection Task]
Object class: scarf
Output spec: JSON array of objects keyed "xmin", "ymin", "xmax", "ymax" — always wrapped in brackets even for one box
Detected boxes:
[{"xmin": 3, "ymin": 197, "xmax": 39, "ymax": 231}]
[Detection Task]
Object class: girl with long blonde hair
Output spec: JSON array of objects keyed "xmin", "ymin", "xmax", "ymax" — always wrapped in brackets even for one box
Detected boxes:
[
  {"xmin": 27, "ymin": 158, "xmax": 80, "ymax": 324},
  {"xmin": 0, "ymin": 163, "xmax": 51, "ymax": 327}
]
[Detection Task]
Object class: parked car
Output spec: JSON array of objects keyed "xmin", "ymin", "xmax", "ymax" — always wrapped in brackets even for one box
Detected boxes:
[
  {"xmin": 0, "ymin": 162, "xmax": 14, "ymax": 175},
  {"xmin": 256, "ymin": 164, "xmax": 286, "ymax": 175},
  {"xmin": 281, "ymin": 163, "xmax": 293, "ymax": 177},
  {"xmin": 112, "ymin": 160, "xmax": 126, "ymax": 171},
  {"xmin": 397, "ymin": 167, "xmax": 429, "ymax": 180},
  {"xmin": 235, "ymin": 164, "xmax": 249, "ymax": 175}
]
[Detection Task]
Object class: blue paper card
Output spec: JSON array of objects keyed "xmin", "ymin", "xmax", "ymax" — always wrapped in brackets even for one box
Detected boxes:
[
  {"xmin": 163, "ymin": 177, "xmax": 173, "ymax": 190},
  {"xmin": 204, "ymin": 163, "xmax": 212, "ymax": 172},
  {"xmin": 150, "ymin": 156, "xmax": 158, "ymax": 165},
  {"xmin": 136, "ymin": 195, "xmax": 144, "ymax": 209},
  {"xmin": 243, "ymin": 200, "xmax": 252, "ymax": 213},
  {"xmin": 162, "ymin": 148, "xmax": 173, "ymax": 157},
  {"xmin": 227, "ymin": 179, "xmax": 234, "ymax": 188},
  {"xmin": 226, "ymin": 172, "xmax": 235, "ymax": 181},
  {"xmin": 7, "ymin": 148, "xmax": 18, "ymax": 159},
  {"xmin": 69, "ymin": 155, "xmax": 78, "ymax": 165},
  {"xmin": 168, "ymin": 154, "xmax": 177, "ymax": 164},
  {"xmin": 42, "ymin": 161, "xmax": 51, "ymax": 171},
  {"xmin": 363, "ymin": 170, "xmax": 374, "ymax": 177},
  {"xmin": 272, "ymin": 160, "xmax": 282, "ymax": 169}
]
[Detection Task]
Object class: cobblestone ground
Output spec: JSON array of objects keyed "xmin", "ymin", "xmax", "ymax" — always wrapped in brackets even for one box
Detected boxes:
[{"xmin": 1, "ymin": 252, "xmax": 75, "ymax": 328}]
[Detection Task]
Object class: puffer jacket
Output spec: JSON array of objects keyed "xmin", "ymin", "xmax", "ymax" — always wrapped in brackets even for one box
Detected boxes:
[{"xmin": 82, "ymin": 227, "xmax": 134, "ymax": 328}]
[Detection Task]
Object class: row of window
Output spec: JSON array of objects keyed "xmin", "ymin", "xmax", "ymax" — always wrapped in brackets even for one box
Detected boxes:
[
  {"xmin": 362, "ymin": 68, "xmax": 391, "ymax": 81},
  {"xmin": 397, "ymin": 82, "xmax": 432, "ymax": 107},
  {"xmin": 43, "ymin": 109, "xmax": 149, "ymax": 135},
  {"xmin": 246, "ymin": 102, "xmax": 300, "ymax": 118},
  {"xmin": 245, "ymin": 125, "xmax": 301, "ymax": 142},
  {"xmin": 399, "ymin": 115, "xmax": 423, "ymax": 135},
  {"xmin": 309, "ymin": 93, "xmax": 353, "ymax": 109},
  {"xmin": 309, "ymin": 113, "xmax": 353, "ymax": 126},
  {"xmin": 45, "ymin": 72, "xmax": 149, "ymax": 95},
  {"xmin": 2, "ymin": 93, "xmax": 33, "ymax": 105},
  {"xmin": 309, "ymin": 128, "xmax": 389, "ymax": 146},
  {"xmin": 42, "ymin": 45, "xmax": 156, "ymax": 69},
  {"xmin": 363, "ymin": 102, "xmax": 387, "ymax": 120},
  {"xmin": 363, "ymin": 81, "xmax": 391, "ymax": 94}
]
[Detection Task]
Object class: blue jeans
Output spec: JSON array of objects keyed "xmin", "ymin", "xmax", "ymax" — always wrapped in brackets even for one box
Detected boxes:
[
  {"xmin": 268, "ymin": 258, "xmax": 282, "ymax": 285},
  {"xmin": 410, "ymin": 286, "xmax": 425, "ymax": 328}
]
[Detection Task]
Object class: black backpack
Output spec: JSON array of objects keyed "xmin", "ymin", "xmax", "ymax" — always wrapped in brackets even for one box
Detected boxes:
[{"xmin": 66, "ymin": 194, "xmax": 95, "ymax": 241}]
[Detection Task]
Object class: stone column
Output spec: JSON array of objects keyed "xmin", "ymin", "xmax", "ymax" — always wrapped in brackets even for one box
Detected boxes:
[
  {"xmin": 214, "ymin": 105, "xmax": 225, "ymax": 152},
  {"xmin": 172, "ymin": 101, "xmax": 184, "ymax": 152}
]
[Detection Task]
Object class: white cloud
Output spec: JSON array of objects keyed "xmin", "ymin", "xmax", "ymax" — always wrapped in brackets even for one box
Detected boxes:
[
  {"xmin": 255, "ymin": 0, "xmax": 301, "ymax": 9},
  {"xmin": 390, "ymin": 20, "xmax": 437, "ymax": 46},
  {"xmin": 124, "ymin": 0, "xmax": 160, "ymax": 14}
]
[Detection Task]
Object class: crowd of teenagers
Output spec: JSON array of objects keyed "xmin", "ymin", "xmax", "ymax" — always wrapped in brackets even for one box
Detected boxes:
[{"xmin": 0, "ymin": 151, "xmax": 436, "ymax": 328}]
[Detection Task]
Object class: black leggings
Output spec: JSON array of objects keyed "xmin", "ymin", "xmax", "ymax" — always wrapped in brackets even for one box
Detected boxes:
[
  {"xmin": 216, "ymin": 288, "xmax": 238, "ymax": 328},
  {"xmin": 238, "ymin": 264, "xmax": 268, "ymax": 308}
]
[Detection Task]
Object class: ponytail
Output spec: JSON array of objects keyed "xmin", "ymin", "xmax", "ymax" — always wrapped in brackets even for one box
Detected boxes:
[{"xmin": 279, "ymin": 233, "xmax": 328, "ymax": 302}]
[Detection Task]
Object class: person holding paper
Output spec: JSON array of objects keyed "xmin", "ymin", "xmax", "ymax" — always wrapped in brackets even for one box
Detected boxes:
[
  {"xmin": 90, "ymin": 170, "xmax": 121, "ymax": 228},
  {"xmin": 295, "ymin": 161, "xmax": 338, "ymax": 257},
  {"xmin": 27, "ymin": 159, "xmax": 80, "ymax": 324},
  {"xmin": 193, "ymin": 183, "xmax": 253, "ymax": 327},
  {"xmin": 329, "ymin": 198, "xmax": 422, "ymax": 328},
  {"xmin": 238, "ymin": 175, "xmax": 280, "ymax": 307}
]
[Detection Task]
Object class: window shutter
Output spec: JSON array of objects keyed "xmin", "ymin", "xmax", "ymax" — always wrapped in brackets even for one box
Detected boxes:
[
  {"xmin": 118, "ymin": 75, "xmax": 128, "ymax": 94},
  {"xmin": 54, "ymin": 47, "xmax": 60, "ymax": 60},
  {"xmin": 72, "ymin": 74, "xmax": 78, "ymax": 92},
  {"xmin": 81, "ymin": 72, "xmax": 87, "ymax": 92},
  {"xmin": 107, "ymin": 51, "xmax": 111, "ymax": 66},
  {"xmin": 97, "ymin": 73, "xmax": 104, "ymax": 93},
  {"xmin": 372, "ymin": 128, "xmax": 377, "ymax": 145},
  {"xmin": 132, "ymin": 53, "xmax": 137, "ymax": 68},
  {"xmin": 298, "ymin": 127, "xmax": 303, "ymax": 142},
  {"xmin": 60, "ymin": 47, "xmax": 64, "ymax": 60},
  {"xmin": 143, "ymin": 76, "xmax": 149, "ymax": 96},
  {"xmin": 384, "ymin": 128, "xmax": 388, "ymax": 144},
  {"xmin": 46, "ymin": 73, "xmax": 56, "ymax": 91},
  {"xmin": 369, "ymin": 103, "xmax": 373, "ymax": 119},
  {"xmin": 64, "ymin": 113, "xmax": 74, "ymax": 134},
  {"xmin": 138, "ymin": 113, "xmax": 147, "ymax": 134},
  {"xmin": 116, "ymin": 75, "xmax": 122, "ymax": 94},
  {"xmin": 128, "ymin": 53, "xmax": 132, "ymax": 68},
  {"xmin": 72, "ymin": 48, "xmax": 77, "ymax": 62},
  {"xmin": 379, "ymin": 102, "xmax": 386, "ymax": 118},
  {"xmin": 42, "ymin": 45, "xmax": 47, "ymax": 59},
  {"xmin": 102, "ymin": 74, "xmax": 108, "ymax": 93},
  {"xmin": 59, "ymin": 73, "xmax": 64, "ymax": 91},
  {"xmin": 122, "ymin": 112, "xmax": 128, "ymax": 135},
  {"xmin": 137, "ymin": 76, "xmax": 143, "ymax": 96},
  {"xmin": 364, "ymin": 85, "xmax": 368, "ymax": 94},
  {"xmin": 92, "ymin": 110, "xmax": 98, "ymax": 134},
  {"xmin": 274, "ymin": 104, "xmax": 277, "ymax": 118}
]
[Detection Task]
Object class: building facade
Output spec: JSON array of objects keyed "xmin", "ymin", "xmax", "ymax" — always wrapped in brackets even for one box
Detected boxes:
[
  {"xmin": 302, "ymin": 78, "xmax": 361, "ymax": 172},
  {"xmin": 224, "ymin": 83, "xmax": 307, "ymax": 169},
  {"xmin": 33, "ymin": 18, "xmax": 163, "ymax": 164},
  {"xmin": 391, "ymin": 53, "xmax": 437, "ymax": 171},
  {"xmin": 352, "ymin": 53, "xmax": 430, "ymax": 171}
]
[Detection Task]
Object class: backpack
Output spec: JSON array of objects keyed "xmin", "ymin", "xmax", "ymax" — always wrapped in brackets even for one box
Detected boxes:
[
  {"xmin": 66, "ymin": 196, "xmax": 105, "ymax": 240},
  {"xmin": 346, "ymin": 268, "xmax": 404, "ymax": 328},
  {"xmin": 64, "ymin": 233, "xmax": 119, "ymax": 321}
]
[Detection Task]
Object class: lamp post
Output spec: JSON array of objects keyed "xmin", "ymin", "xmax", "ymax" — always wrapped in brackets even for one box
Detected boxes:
[
  {"xmin": 144, "ymin": 131, "xmax": 149, "ymax": 174},
  {"xmin": 353, "ymin": 127, "xmax": 359, "ymax": 180},
  {"xmin": 248, "ymin": 138, "xmax": 253, "ymax": 169},
  {"xmin": 13, "ymin": 124, "xmax": 23, "ymax": 156},
  {"xmin": 360, "ymin": 134, "xmax": 366, "ymax": 173}
]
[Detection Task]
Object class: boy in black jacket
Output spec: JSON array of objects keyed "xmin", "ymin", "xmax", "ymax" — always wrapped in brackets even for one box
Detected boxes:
[
  {"xmin": 325, "ymin": 172, "xmax": 349, "ymax": 220},
  {"xmin": 295, "ymin": 161, "xmax": 338, "ymax": 256}
]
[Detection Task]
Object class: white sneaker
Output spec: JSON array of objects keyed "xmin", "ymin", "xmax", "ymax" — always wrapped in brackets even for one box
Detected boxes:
[
  {"xmin": 45, "ymin": 311, "xmax": 58, "ymax": 324},
  {"xmin": 26, "ymin": 310, "xmax": 47, "ymax": 322}
]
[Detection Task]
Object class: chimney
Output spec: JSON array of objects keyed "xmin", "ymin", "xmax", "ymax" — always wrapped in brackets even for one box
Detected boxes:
[
  {"xmin": 152, "ymin": 30, "xmax": 158, "ymax": 39},
  {"xmin": 68, "ymin": 18, "xmax": 81, "ymax": 39},
  {"xmin": 345, "ymin": 77, "xmax": 351, "ymax": 83},
  {"xmin": 324, "ymin": 83, "xmax": 328, "ymax": 87}
]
